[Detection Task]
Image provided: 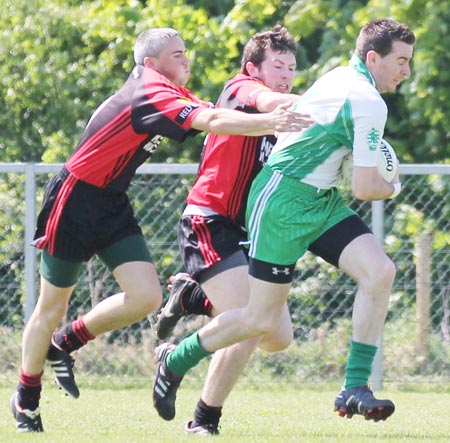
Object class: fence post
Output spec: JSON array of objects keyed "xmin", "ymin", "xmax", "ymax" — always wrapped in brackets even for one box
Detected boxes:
[
  {"xmin": 371, "ymin": 200, "xmax": 385, "ymax": 391},
  {"xmin": 24, "ymin": 163, "xmax": 37, "ymax": 322},
  {"xmin": 415, "ymin": 231, "xmax": 432, "ymax": 364}
]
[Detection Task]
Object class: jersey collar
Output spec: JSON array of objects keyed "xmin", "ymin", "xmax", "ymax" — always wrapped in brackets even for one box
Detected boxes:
[{"xmin": 349, "ymin": 54, "xmax": 376, "ymax": 88}]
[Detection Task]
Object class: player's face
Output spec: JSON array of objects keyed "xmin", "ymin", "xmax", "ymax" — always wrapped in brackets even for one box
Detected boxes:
[
  {"xmin": 253, "ymin": 49, "xmax": 296, "ymax": 93},
  {"xmin": 151, "ymin": 36, "xmax": 191, "ymax": 86},
  {"xmin": 368, "ymin": 41, "xmax": 414, "ymax": 94}
]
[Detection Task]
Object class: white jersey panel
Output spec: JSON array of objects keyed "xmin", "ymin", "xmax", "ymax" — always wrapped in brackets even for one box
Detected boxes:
[
  {"xmin": 302, "ymin": 146, "xmax": 351, "ymax": 188},
  {"xmin": 272, "ymin": 66, "xmax": 352, "ymax": 156},
  {"xmin": 267, "ymin": 58, "xmax": 388, "ymax": 189},
  {"xmin": 348, "ymin": 80, "xmax": 387, "ymax": 167}
]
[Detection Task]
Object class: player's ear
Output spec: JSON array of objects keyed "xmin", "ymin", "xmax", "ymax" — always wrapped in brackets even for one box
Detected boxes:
[
  {"xmin": 245, "ymin": 61, "xmax": 259, "ymax": 77},
  {"xmin": 365, "ymin": 50, "xmax": 378, "ymax": 67},
  {"xmin": 143, "ymin": 56, "xmax": 158, "ymax": 69}
]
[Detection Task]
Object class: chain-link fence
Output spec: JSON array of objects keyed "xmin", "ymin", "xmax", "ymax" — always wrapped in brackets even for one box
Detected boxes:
[{"xmin": 0, "ymin": 162, "xmax": 449, "ymax": 388}]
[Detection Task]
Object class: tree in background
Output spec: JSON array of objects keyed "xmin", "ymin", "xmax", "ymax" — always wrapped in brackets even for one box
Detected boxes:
[
  {"xmin": 0, "ymin": 0, "xmax": 448, "ymax": 163},
  {"xmin": 0, "ymin": 0, "xmax": 448, "ymax": 374}
]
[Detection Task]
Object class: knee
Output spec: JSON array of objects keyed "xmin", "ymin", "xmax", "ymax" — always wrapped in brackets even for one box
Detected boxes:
[
  {"xmin": 129, "ymin": 285, "xmax": 162, "ymax": 315},
  {"xmin": 146, "ymin": 287, "xmax": 163, "ymax": 313},
  {"xmin": 243, "ymin": 315, "xmax": 278, "ymax": 339},
  {"xmin": 273, "ymin": 329, "xmax": 293, "ymax": 351},
  {"xmin": 259, "ymin": 328, "xmax": 293, "ymax": 352},
  {"xmin": 377, "ymin": 257, "xmax": 396, "ymax": 287},
  {"xmin": 364, "ymin": 256, "xmax": 396, "ymax": 293}
]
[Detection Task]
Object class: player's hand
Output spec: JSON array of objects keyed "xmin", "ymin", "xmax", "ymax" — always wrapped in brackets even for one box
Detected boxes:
[{"xmin": 270, "ymin": 103, "xmax": 314, "ymax": 133}]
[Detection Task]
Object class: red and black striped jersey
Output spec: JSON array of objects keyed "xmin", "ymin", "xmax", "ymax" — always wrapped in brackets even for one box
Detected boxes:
[
  {"xmin": 65, "ymin": 65, "xmax": 209, "ymax": 191},
  {"xmin": 186, "ymin": 73, "xmax": 277, "ymax": 226}
]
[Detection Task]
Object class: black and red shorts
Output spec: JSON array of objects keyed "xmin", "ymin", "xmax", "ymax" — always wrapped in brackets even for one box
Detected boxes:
[{"xmin": 177, "ymin": 214, "xmax": 248, "ymax": 281}]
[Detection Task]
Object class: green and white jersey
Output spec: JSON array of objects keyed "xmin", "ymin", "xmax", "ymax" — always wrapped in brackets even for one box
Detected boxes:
[{"xmin": 268, "ymin": 55, "xmax": 387, "ymax": 189}]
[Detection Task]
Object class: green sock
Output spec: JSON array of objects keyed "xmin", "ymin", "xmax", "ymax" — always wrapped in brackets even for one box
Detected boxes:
[
  {"xmin": 344, "ymin": 340, "xmax": 377, "ymax": 390},
  {"xmin": 166, "ymin": 332, "xmax": 211, "ymax": 377}
]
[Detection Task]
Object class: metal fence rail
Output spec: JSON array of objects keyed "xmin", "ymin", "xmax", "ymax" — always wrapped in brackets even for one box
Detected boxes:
[{"xmin": 0, "ymin": 162, "xmax": 449, "ymax": 388}]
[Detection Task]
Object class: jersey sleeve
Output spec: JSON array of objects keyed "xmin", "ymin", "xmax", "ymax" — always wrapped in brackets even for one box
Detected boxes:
[
  {"xmin": 218, "ymin": 74, "xmax": 270, "ymax": 111},
  {"xmin": 132, "ymin": 69, "xmax": 210, "ymax": 141},
  {"xmin": 350, "ymin": 89, "xmax": 388, "ymax": 167}
]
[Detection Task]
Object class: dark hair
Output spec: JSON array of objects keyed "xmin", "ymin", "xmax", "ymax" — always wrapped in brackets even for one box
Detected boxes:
[
  {"xmin": 241, "ymin": 25, "xmax": 296, "ymax": 74},
  {"xmin": 355, "ymin": 18, "xmax": 415, "ymax": 60}
]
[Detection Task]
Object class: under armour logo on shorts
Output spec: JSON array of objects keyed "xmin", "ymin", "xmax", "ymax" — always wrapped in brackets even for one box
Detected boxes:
[{"xmin": 272, "ymin": 267, "xmax": 291, "ymax": 276}]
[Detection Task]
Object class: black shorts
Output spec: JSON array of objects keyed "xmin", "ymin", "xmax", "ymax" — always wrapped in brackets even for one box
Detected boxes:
[
  {"xmin": 249, "ymin": 214, "xmax": 372, "ymax": 283},
  {"xmin": 178, "ymin": 214, "xmax": 248, "ymax": 281},
  {"xmin": 33, "ymin": 167, "xmax": 144, "ymax": 262},
  {"xmin": 308, "ymin": 214, "xmax": 372, "ymax": 267}
]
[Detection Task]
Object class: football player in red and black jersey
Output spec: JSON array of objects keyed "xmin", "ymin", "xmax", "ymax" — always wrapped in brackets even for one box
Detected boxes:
[
  {"xmin": 154, "ymin": 26, "xmax": 306, "ymax": 434},
  {"xmin": 11, "ymin": 27, "xmax": 312, "ymax": 433}
]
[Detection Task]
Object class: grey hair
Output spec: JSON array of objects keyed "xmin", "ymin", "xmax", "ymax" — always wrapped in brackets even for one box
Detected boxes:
[{"xmin": 134, "ymin": 28, "xmax": 179, "ymax": 65}]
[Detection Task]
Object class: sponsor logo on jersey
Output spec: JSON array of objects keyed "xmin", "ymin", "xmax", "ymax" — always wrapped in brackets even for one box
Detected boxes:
[
  {"xmin": 143, "ymin": 135, "xmax": 163, "ymax": 154},
  {"xmin": 176, "ymin": 102, "xmax": 196, "ymax": 124},
  {"xmin": 367, "ymin": 128, "xmax": 380, "ymax": 151},
  {"xmin": 258, "ymin": 136, "xmax": 275, "ymax": 164}
]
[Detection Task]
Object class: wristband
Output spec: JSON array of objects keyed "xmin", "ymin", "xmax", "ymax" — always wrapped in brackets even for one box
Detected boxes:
[{"xmin": 389, "ymin": 182, "xmax": 402, "ymax": 199}]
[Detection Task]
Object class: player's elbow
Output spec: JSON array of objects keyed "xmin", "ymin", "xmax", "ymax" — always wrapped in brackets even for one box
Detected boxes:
[
  {"xmin": 351, "ymin": 176, "xmax": 383, "ymax": 200},
  {"xmin": 352, "ymin": 186, "xmax": 375, "ymax": 201},
  {"xmin": 351, "ymin": 167, "xmax": 392, "ymax": 201},
  {"xmin": 351, "ymin": 183, "xmax": 394, "ymax": 201}
]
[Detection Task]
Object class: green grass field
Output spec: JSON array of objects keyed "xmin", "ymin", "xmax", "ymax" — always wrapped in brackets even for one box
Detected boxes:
[{"xmin": 1, "ymin": 379, "xmax": 450, "ymax": 443}]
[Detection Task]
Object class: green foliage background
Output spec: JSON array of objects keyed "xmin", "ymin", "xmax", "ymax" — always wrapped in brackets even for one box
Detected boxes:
[
  {"xmin": 0, "ymin": 0, "xmax": 449, "ymax": 164},
  {"xmin": 0, "ymin": 1, "xmax": 448, "ymax": 342},
  {"xmin": 0, "ymin": 0, "xmax": 448, "ymax": 396}
]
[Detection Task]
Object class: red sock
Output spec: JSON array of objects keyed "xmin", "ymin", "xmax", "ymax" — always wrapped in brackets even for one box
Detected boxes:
[
  {"xmin": 53, "ymin": 315, "xmax": 96, "ymax": 353},
  {"xmin": 19, "ymin": 368, "xmax": 43, "ymax": 388},
  {"xmin": 72, "ymin": 316, "xmax": 95, "ymax": 344}
]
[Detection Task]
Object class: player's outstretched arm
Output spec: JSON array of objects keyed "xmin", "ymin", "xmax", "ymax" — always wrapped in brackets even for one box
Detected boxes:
[
  {"xmin": 255, "ymin": 90, "xmax": 302, "ymax": 113},
  {"xmin": 191, "ymin": 103, "xmax": 313, "ymax": 136}
]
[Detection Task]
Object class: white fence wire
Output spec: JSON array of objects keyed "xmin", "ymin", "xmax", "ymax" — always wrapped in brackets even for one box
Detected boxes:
[{"xmin": 0, "ymin": 162, "xmax": 449, "ymax": 388}]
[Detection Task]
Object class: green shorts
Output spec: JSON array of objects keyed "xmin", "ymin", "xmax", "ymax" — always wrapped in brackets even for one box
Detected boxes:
[
  {"xmin": 246, "ymin": 167, "xmax": 355, "ymax": 266},
  {"xmin": 41, "ymin": 234, "xmax": 152, "ymax": 288}
]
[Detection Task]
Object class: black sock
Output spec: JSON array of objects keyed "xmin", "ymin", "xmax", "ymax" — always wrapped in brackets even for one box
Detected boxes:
[
  {"xmin": 184, "ymin": 282, "xmax": 212, "ymax": 316},
  {"xmin": 17, "ymin": 385, "xmax": 41, "ymax": 411},
  {"xmin": 17, "ymin": 369, "xmax": 42, "ymax": 411},
  {"xmin": 193, "ymin": 398, "xmax": 222, "ymax": 427}
]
